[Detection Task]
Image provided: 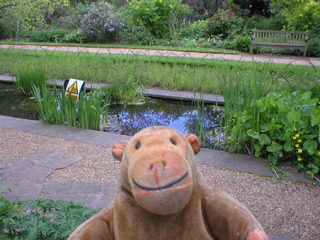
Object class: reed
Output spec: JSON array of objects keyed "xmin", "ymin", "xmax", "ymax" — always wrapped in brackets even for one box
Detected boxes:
[
  {"xmin": 221, "ymin": 62, "xmax": 274, "ymax": 154},
  {"xmin": 32, "ymin": 84, "xmax": 110, "ymax": 130},
  {"xmin": 15, "ymin": 66, "xmax": 47, "ymax": 94}
]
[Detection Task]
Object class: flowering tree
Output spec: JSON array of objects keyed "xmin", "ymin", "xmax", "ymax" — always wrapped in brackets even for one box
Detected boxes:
[{"xmin": 80, "ymin": 1, "xmax": 124, "ymax": 43}]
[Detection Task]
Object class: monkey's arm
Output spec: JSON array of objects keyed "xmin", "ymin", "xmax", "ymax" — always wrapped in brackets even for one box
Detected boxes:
[
  {"xmin": 204, "ymin": 189, "xmax": 270, "ymax": 240},
  {"xmin": 68, "ymin": 200, "xmax": 115, "ymax": 240}
]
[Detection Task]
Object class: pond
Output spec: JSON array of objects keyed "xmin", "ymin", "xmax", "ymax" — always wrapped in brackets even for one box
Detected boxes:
[{"xmin": 0, "ymin": 83, "xmax": 223, "ymax": 147}]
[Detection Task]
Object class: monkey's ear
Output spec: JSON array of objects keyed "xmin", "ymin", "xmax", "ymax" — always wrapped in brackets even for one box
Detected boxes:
[
  {"xmin": 112, "ymin": 141, "xmax": 127, "ymax": 161},
  {"xmin": 185, "ymin": 134, "xmax": 201, "ymax": 155}
]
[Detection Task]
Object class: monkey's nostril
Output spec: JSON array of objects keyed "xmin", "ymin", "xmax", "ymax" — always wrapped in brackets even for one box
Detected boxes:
[
  {"xmin": 162, "ymin": 162, "xmax": 166, "ymax": 167},
  {"xmin": 150, "ymin": 164, "xmax": 154, "ymax": 170}
]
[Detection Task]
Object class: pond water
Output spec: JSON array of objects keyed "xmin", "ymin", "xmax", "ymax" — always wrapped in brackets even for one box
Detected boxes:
[{"xmin": 0, "ymin": 83, "xmax": 223, "ymax": 144}]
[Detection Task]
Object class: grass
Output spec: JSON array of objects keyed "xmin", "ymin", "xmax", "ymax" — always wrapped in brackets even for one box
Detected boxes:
[{"xmin": 0, "ymin": 47, "xmax": 319, "ymax": 96}]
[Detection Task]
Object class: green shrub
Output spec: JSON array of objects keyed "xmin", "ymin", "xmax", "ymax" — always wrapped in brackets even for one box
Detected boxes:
[
  {"xmin": 128, "ymin": 0, "xmax": 190, "ymax": 39},
  {"xmin": 179, "ymin": 20, "xmax": 207, "ymax": 39},
  {"xmin": 244, "ymin": 15, "xmax": 285, "ymax": 30},
  {"xmin": 62, "ymin": 29, "xmax": 83, "ymax": 43},
  {"xmin": 204, "ymin": 8, "xmax": 244, "ymax": 39},
  {"xmin": 0, "ymin": 198, "xmax": 99, "ymax": 239},
  {"xmin": 234, "ymin": 35, "xmax": 251, "ymax": 52},
  {"xmin": 30, "ymin": 30, "xmax": 49, "ymax": 42},
  {"xmin": 47, "ymin": 27, "xmax": 69, "ymax": 42},
  {"xmin": 224, "ymin": 91, "xmax": 320, "ymax": 180}
]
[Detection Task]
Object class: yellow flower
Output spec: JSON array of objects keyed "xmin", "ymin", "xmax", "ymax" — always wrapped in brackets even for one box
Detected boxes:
[
  {"xmin": 227, "ymin": 136, "xmax": 231, "ymax": 140},
  {"xmin": 169, "ymin": 4, "xmax": 172, "ymax": 7},
  {"xmin": 209, "ymin": 132, "xmax": 213, "ymax": 135},
  {"xmin": 272, "ymin": 140, "xmax": 275, "ymax": 144},
  {"xmin": 298, "ymin": 139, "xmax": 302, "ymax": 143},
  {"xmin": 318, "ymin": 152, "xmax": 320, "ymax": 156},
  {"xmin": 295, "ymin": 134, "xmax": 300, "ymax": 138},
  {"xmin": 297, "ymin": 157, "xmax": 302, "ymax": 161},
  {"xmin": 298, "ymin": 149, "xmax": 302, "ymax": 153},
  {"xmin": 223, "ymin": 127, "xmax": 226, "ymax": 130},
  {"xmin": 295, "ymin": 144, "xmax": 299, "ymax": 148},
  {"xmin": 146, "ymin": 8, "xmax": 149, "ymax": 10},
  {"xmin": 293, "ymin": 136, "xmax": 297, "ymax": 139},
  {"xmin": 294, "ymin": 128, "xmax": 298, "ymax": 131},
  {"xmin": 214, "ymin": 129, "xmax": 218, "ymax": 134}
]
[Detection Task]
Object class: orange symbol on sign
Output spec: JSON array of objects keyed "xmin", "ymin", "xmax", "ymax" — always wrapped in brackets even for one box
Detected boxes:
[{"xmin": 68, "ymin": 81, "xmax": 78, "ymax": 94}]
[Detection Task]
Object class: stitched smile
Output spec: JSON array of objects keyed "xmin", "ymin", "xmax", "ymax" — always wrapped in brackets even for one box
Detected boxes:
[{"xmin": 133, "ymin": 172, "xmax": 189, "ymax": 191}]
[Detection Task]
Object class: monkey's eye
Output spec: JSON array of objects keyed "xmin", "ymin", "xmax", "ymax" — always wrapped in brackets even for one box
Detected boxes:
[
  {"xmin": 135, "ymin": 142, "xmax": 141, "ymax": 149},
  {"xmin": 170, "ymin": 139, "xmax": 177, "ymax": 145}
]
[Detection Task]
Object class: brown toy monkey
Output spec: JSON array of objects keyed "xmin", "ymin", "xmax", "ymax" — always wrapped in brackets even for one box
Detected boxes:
[{"xmin": 68, "ymin": 126, "xmax": 270, "ymax": 240}]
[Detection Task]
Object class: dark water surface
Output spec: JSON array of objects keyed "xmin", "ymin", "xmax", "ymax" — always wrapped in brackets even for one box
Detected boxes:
[{"xmin": 0, "ymin": 83, "xmax": 222, "ymax": 137}]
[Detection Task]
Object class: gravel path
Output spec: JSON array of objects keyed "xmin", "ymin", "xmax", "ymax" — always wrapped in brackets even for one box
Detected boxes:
[
  {"xmin": 1, "ymin": 44, "xmax": 320, "ymax": 66},
  {"xmin": 1, "ymin": 127, "xmax": 319, "ymax": 240}
]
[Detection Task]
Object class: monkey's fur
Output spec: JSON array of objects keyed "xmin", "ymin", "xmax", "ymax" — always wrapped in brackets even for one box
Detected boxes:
[{"xmin": 68, "ymin": 126, "xmax": 270, "ymax": 240}]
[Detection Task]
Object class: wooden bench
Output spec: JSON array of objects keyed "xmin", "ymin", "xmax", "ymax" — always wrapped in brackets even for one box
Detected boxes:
[{"xmin": 250, "ymin": 29, "xmax": 308, "ymax": 57}]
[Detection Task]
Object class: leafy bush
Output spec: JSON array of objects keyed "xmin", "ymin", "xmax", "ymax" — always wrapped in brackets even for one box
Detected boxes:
[
  {"xmin": 204, "ymin": 8, "xmax": 244, "ymax": 39},
  {"xmin": 244, "ymin": 15, "xmax": 285, "ymax": 31},
  {"xmin": 308, "ymin": 36, "xmax": 320, "ymax": 57},
  {"xmin": 30, "ymin": 30, "xmax": 49, "ymax": 42},
  {"xmin": 224, "ymin": 91, "xmax": 320, "ymax": 180},
  {"xmin": 47, "ymin": 27, "xmax": 69, "ymax": 42},
  {"xmin": 80, "ymin": 1, "xmax": 124, "ymax": 43},
  {"xmin": 128, "ymin": 0, "xmax": 190, "ymax": 39},
  {"xmin": 179, "ymin": 20, "xmax": 207, "ymax": 39},
  {"xmin": 62, "ymin": 29, "xmax": 83, "ymax": 43},
  {"xmin": 0, "ymin": 198, "xmax": 99, "ymax": 239}
]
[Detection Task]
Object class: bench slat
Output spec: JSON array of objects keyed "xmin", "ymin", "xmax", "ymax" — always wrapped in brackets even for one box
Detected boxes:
[{"xmin": 251, "ymin": 29, "xmax": 308, "ymax": 57}]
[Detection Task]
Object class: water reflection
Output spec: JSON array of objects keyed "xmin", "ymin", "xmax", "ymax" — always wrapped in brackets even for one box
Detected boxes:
[
  {"xmin": 0, "ymin": 84, "xmax": 223, "ymax": 147},
  {"xmin": 106, "ymin": 99, "xmax": 222, "ymax": 136}
]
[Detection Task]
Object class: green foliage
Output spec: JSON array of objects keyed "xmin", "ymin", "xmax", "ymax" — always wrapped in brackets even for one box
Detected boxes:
[
  {"xmin": 100, "ymin": 76, "xmax": 146, "ymax": 105},
  {"xmin": 204, "ymin": 8, "xmax": 244, "ymax": 39},
  {"xmin": 14, "ymin": 66, "xmax": 47, "ymax": 94},
  {"xmin": 0, "ymin": 197, "xmax": 99, "ymax": 239},
  {"xmin": 32, "ymin": 84, "xmax": 110, "ymax": 130},
  {"xmin": 224, "ymin": 91, "xmax": 320, "ymax": 180},
  {"xmin": 30, "ymin": 27, "xmax": 70, "ymax": 43},
  {"xmin": 128, "ymin": 0, "xmax": 190, "ymax": 38},
  {"xmin": 62, "ymin": 29, "xmax": 83, "ymax": 43},
  {"xmin": 244, "ymin": 15, "xmax": 285, "ymax": 30},
  {"xmin": 218, "ymin": 35, "xmax": 251, "ymax": 52},
  {"xmin": 179, "ymin": 20, "xmax": 207, "ymax": 39},
  {"xmin": 270, "ymin": 0, "xmax": 320, "ymax": 31}
]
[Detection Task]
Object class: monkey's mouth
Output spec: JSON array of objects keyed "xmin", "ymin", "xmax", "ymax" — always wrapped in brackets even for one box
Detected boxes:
[{"xmin": 133, "ymin": 172, "xmax": 189, "ymax": 191}]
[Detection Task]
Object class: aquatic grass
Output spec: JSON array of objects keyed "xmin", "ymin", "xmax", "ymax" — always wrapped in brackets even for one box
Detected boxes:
[
  {"xmin": 221, "ymin": 61, "xmax": 275, "ymax": 154},
  {"xmin": 14, "ymin": 66, "xmax": 47, "ymax": 94},
  {"xmin": 31, "ymin": 84, "xmax": 110, "ymax": 130},
  {"xmin": 100, "ymin": 76, "xmax": 146, "ymax": 105},
  {"xmin": 32, "ymin": 83, "xmax": 60, "ymax": 124},
  {"xmin": 77, "ymin": 91, "xmax": 110, "ymax": 130}
]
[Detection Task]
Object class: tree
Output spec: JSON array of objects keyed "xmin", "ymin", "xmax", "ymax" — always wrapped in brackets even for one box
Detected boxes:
[
  {"xmin": 0, "ymin": 0, "xmax": 64, "ymax": 40},
  {"xmin": 270, "ymin": 0, "xmax": 320, "ymax": 31}
]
